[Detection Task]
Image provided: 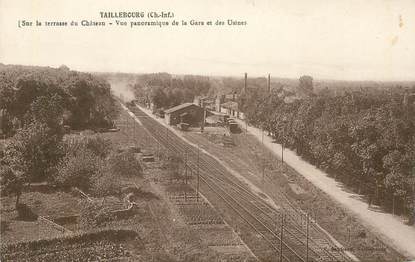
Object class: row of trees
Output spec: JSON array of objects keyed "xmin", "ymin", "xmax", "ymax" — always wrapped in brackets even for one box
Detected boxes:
[
  {"xmin": 240, "ymin": 85, "xmax": 415, "ymax": 217},
  {"xmin": 132, "ymin": 73, "xmax": 212, "ymax": 110},
  {"xmin": 0, "ymin": 64, "xmax": 119, "ymax": 136}
]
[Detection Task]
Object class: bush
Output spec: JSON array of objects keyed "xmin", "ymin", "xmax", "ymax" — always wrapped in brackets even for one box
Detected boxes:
[
  {"xmin": 63, "ymin": 136, "xmax": 112, "ymax": 159},
  {"xmin": 0, "ymin": 228, "xmax": 137, "ymax": 261},
  {"xmin": 84, "ymin": 136, "xmax": 112, "ymax": 158},
  {"xmin": 90, "ymin": 166, "xmax": 121, "ymax": 197},
  {"xmin": 78, "ymin": 200, "xmax": 114, "ymax": 230},
  {"xmin": 16, "ymin": 203, "xmax": 38, "ymax": 221},
  {"xmin": 54, "ymin": 148, "xmax": 102, "ymax": 192},
  {"xmin": 108, "ymin": 151, "xmax": 142, "ymax": 178}
]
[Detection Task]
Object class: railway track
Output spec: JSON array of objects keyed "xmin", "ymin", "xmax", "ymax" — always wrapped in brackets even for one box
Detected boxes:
[{"xmin": 126, "ymin": 103, "xmax": 354, "ymax": 262}]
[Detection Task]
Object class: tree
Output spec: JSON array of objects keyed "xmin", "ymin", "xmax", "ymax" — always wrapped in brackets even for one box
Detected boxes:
[
  {"xmin": 297, "ymin": 75, "xmax": 314, "ymax": 98},
  {"xmin": 11, "ymin": 74, "xmax": 62, "ymax": 123},
  {"xmin": 150, "ymin": 86, "xmax": 168, "ymax": 109},
  {"xmin": 54, "ymin": 148, "xmax": 101, "ymax": 191},
  {"xmin": 26, "ymin": 94, "xmax": 64, "ymax": 134},
  {"xmin": 59, "ymin": 65, "xmax": 70, "ymax": 71},
  {"xmin": 55, "ymin": 138, "xmax": 121, "ymax": 196},
  {"xmin": 0, "ymin": 166, "xmax": 23, "ymax": 208},
  {"xmin": 1, "ymin": 64, "xmax": 119, "ymax": 134},
  {"xmin": 3, "ymin": 121, "xmax": 63, "ymax": 182}
]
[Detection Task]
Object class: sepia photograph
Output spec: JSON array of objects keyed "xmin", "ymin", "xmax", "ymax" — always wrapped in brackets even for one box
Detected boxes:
[{"xmin": 1, "ymin": 0, "xmax": 415, "ymax": 261}]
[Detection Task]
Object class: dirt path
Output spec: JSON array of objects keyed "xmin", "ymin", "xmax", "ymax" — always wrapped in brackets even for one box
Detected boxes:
[{"xmin": 235, "ymin": 119, "xmax": 415, "ymax": 259}]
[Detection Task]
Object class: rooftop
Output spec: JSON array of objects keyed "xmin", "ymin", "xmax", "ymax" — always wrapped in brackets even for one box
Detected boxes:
[{"xmin": 164, "ymin": 102, "xmax": 198, "ymax": 114}]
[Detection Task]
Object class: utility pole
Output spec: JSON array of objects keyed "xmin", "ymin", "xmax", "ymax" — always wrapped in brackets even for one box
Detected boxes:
[
  {"xmin": 133, "ymin": 117, "xmax": 136, "ymax": 146},
  {"xmin": 281, "ymin": 117, "xmax": 287, "ymax": 173},
  {"xmin": 262, "ymin": 128, "xmax": 265, "ymax": 182},
  {"xmin": 347, "ymin": 226, "xmax": 351, "ymax": 243},
  {"xmin": 156, "ymin": 139, "xmax": 160, "ymax": 160},
  {"xmin": 201, "ymin": 104, "xmax": 206, "ymax": 133},
  {"xmin": 197, "ymin": 144, "xmax": 200, "ymax": 202},
  {"xmin": 244, "ymin": 72, "xmax": 247, "ymax": 93},
  {"xmin": 281, "ymin": 128, "xmax": 284, "ymax": 172},
  {"xmin": 126, "ymin": 114, "xmax": 130, "ymax": 144},
  {"xmin": 246, "ymin": 119, "xmax": 248, "ymax": 133},
  {"xmin": 184, "ymin": 150, "xmax": 188, "ymax": 202},
  {"xmin": 306, "ymin": 213, "xmax": 309, "ymax": 262},
  {"xmin": 279, "ymin": 213, "xmax": 285, "ymax": 262},
  {"xmin": 268, "ymin": 73, "xmax": 271, "ymax": 93}
]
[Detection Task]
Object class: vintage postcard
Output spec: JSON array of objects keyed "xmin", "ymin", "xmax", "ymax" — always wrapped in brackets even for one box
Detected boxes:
[{"xmin": 1, "ymin": 0, "xmax": 414, "ymax": 261}]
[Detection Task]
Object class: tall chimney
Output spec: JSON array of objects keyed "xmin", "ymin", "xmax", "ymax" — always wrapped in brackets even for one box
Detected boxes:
[
  {"xmin": 244, "ymin": 73, "xmax": 247, "ymax": 93},
  {"xmin": 268, "ymin": 74, "xmax": 271, "ymax": 93}
]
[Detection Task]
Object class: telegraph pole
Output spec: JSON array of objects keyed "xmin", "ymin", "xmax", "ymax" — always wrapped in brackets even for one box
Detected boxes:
[
  {"xmin": 197, "ymin": 144, "xmax": 200, "ymax": 202},
  {"xmin": 281, "ymin": 128, "xmax": 284, "ymax": 173},
  {"xmin": 201, "ymin": 104, "xmax": 206, "ymax": 133},
  {"xmin": 126, "ymin": 113, "xmax": 130, "ymax": 143},
  {"xmin": 262, "ymin": 128, "xmax": 265, "ymax": 181},
  {"xmin": 184, "ymin": 150, "xmax": 188, "ymax": 201},
  {"xmin": 156, "ymin": 141, "xmax": 160, "ymax": 160},
  {"xmin": 281, "ymin": 117, "xmax": 287, "ymax": 173},
  {"xmin": 279, "ymin": 213, "xmax": 285, "ymax": 262},
  {"xmin": 306, "ymin": 213, "xmax": 309, "ymax": 262},
  {"xmin": 133, "ymin": 116, "xmax": 136, "ymax": 146},
  {"xmin": 244, "ymin": 72, "xmax": 247, "ymax": 93}
]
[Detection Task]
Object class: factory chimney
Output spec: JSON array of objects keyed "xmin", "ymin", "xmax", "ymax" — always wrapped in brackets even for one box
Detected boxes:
[
  {"xmin": 268, "ymin": 74, "xmax": 271, "ymax": 93},
  {"xmin": 244, "ymin": 73, "xmax": 247, "ymax": 93}
]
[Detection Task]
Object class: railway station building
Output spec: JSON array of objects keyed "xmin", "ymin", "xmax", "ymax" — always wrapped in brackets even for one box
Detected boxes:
[{"xmin": 164, "ymin": 103, "xmax": 204, "ymax": 126}]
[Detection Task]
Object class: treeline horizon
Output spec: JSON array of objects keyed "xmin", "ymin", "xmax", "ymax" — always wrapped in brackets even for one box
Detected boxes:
[
  {"xmin": 0, "ymin": 64, "xmax": 119, "ymax": 137},
  {"xmin": 129, "ymin": 72, "xmax": 213, "ymax": 110},
  {"xmin": 99, "ymin": 71, "xmax": 415, "ymax": 105}
]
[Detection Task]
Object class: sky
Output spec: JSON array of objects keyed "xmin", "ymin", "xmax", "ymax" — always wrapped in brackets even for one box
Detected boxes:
[{"xmin": 0, "ymin": 0, "xmax": 414, "ymax": 81}]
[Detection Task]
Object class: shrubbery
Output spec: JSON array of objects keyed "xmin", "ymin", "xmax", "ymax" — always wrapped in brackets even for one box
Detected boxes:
[
  {"xmin": 107, "ymin": 150, "xmax": 143, "ymax": 178},
  {"xmin": 54, "ymin": 137, "xmax": 126, "ymax": 197},
  {"xmin": 0, "ymin": 228, "xmax": 137, "ymax": 261},
  {"xmin": 54, "ymin": 147, "xmax": 102, "ymax": 191},
  {"xmin": 53, "ymin": 135, "xmax": 145, "ymax": 198},
  {"xmin": 78, "ymin": 200, "xmax": 115, "ymax": 230}
]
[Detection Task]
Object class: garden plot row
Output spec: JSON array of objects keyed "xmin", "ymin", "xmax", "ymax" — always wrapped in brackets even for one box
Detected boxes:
[
  {"xmin": 177, "ymin": 202, "xmax": 224, "ymax": 225},
  {"xmin": 197, "ymin": 226, "xmax": 243, "ymax": 247},
  {"xmin": 166, "ymin": 186, "xmax": 224, "ymax": 225}
]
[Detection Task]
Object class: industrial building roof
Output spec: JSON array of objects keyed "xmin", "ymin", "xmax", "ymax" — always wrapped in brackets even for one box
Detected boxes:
[{"xmin": 164, "ymin": 103, "xmax": 198, "ymax": 114}]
